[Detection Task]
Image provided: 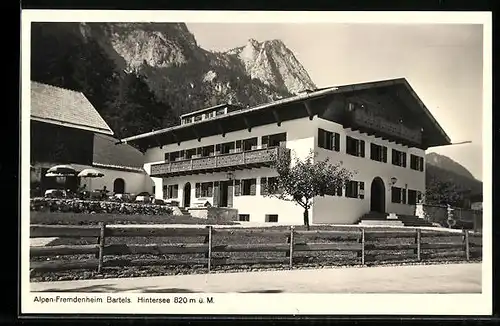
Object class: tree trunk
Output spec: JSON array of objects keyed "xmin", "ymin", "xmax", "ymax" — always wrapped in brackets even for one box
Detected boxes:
[{"xmin": 303, "ymin": 208, "xmax": 310, "ymax": 231}]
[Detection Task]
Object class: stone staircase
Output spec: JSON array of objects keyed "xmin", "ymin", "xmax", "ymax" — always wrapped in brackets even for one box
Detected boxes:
[{"xmin": 358, "ymin": 211, "xmax": 435, "ymax": 227}]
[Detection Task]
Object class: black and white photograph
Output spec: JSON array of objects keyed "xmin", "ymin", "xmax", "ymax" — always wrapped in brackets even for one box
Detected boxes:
[{"xmin": 21, "ymin": 10, "xmax": 492, "ymax": 315}]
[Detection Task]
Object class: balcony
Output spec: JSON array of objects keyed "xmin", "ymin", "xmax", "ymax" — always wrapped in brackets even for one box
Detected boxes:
[
  {"xmin": 150, "ymin": 146, "xmax": 290, "ymax": 177},
  {"xmin": 350, "ymin": 110, "xmax": 422, "ymax": 145}
]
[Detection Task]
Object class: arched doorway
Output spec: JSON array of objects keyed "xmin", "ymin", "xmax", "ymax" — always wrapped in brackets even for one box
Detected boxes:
[
  {"xmin": 370, "ymin": 177, "xmax": 386, "ymax": 213},
  {"xmin": 183, "ymin": 182, "xmax": 192, "ymax": 208},
  {"xmin": 113, "ymin": 178, "xmax": 125, "ymax": 194}
]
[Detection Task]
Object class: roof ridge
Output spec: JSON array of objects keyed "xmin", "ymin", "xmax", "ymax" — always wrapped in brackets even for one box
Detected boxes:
[{"xmin": 31, "ymin": 80, "xmax": 84, "ymax": 96}]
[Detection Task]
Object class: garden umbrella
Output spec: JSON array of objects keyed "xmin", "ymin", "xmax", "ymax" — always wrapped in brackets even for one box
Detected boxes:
[
  {"xmin": 77, "ymin": 168, "xmax": 104, "ymax": 191},
  {"xmin": 46, "ymin": 164, "xmax": 77, "ymax": 176}
]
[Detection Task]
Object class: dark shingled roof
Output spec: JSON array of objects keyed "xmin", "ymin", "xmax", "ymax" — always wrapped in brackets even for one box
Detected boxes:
[
  {"xmin": 30, "ymin": 81, "xmax": 114, "ymax": 135},
  {"xmin": 93, "ymin": 134, "xmax": 145, "ymax": 171}
]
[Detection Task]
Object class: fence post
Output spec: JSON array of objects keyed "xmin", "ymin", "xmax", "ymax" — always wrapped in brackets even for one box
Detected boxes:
[
  {"xmin": 206, "ymin": 226, "xmax": 213, "ymax": 273},
  {"xmin": 289, "ymin": 226, "xmax": 295, "ymax": 269},
  {"xmin": 464, "ymin": 229, "xmax": 470, "ymax": 261},
  {"xmin": 360, "ymin": 228, "xmax": 365, "ymax": 265},
  {"xmin": 97, "ymin": 222, "xmax": 106, "ymax": 274},
  {"xmin": 416, "ymin": 228, "xmax": 421, "ymax": 261}
]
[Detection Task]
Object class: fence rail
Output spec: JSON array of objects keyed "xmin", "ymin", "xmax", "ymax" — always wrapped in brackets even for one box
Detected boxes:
[{"xmin": 29, "ymin": 224, "xmax": 483, "ymax": 275}]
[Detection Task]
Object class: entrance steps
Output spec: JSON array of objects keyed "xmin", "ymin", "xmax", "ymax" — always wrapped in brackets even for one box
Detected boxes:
[
  {"xmin": 358, "ymin": 212, "xmax": 435, "ymax": 227},
  {"xmin": 178, "ymin": 207, "xmax": 192, "ymax": 217}
]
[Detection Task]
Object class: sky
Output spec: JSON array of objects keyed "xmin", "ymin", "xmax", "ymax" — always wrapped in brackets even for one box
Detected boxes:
[{"xmin": 186, "ymin": 23, "xmax": 484, "ymax": 181}]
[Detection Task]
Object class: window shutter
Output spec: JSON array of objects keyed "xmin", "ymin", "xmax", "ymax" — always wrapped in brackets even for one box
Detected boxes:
[
  {"xmin": 208, "ymin": 182, "xmax": 213, "ymax": 197},
  {"xmin": 262, "ymin": 136, "xmax": 269, "ymax": 147},
  {"xmin": 318, "ymin": 129, "xmax": 325, "ymax": 148},
  {"xmin": 179, "ymin": 150, "xmax": 185, "ymax": 159},
  {"xmin": 250, "ymin": 179, "xmax": 257, "ymax": 196},
  {"xmin": 195, "ymin": 183, "xmax": 201, "ymax": 198},
  {"xmin": 234, "ymin": 180, "xmax": 241, "ymax": 196},
  {"xmin": 401, "ymin": 188, "xmax": 407, "ymax": 204},
  {"xmin": 235, "ymin": 140, "xmax": 242, "ymax": 150},
  {"xmin": 174, "ymin": 185, "xmax": 178, "ymax": 198},
  {"xmin": 402, "ymin": 153, "xmax": 407, "ymax": 167},
  {"xmin": 359, "ymin": 182, "xmax": 365, "ymax": 199},
  {"xmin": 419, "ymin": 157, "xmax": 424, "ymax": 171},
  {"xmin": 382, "ymin": 147, "xmax": 388, "ymax": 163},
  {"xmin": 334, "ymin": 133, "xmax": 340, "ymax": 152},
  {"xmin": 260, "ymin": 177, "xmax": 268, "ymax": 195},
  {"xmin": 164, "ymin": 153, "xmax": 169, "ymax": 161},
  {"xmin": 359, "ymin": 140, "xmax": 365, "ymax": 157}
]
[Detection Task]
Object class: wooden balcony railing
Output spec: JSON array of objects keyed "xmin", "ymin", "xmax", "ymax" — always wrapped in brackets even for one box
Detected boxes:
[
  {"xmin": 150, "ymin": 146, "xmax": 290, "ymax": 177},
  {"xmin": 351, "ymin": 110, "xmax": 422, "ymax": 144}
]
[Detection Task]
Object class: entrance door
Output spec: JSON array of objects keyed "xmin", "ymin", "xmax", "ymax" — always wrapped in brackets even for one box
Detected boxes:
[
  {"xmin": 370, "ymin": 177, "xmax": 386, "ymax": 213},
  {"xmin": 183, "ymin": 182, "xmax": 192, "ymax": 207},
  {"xmin": 219, "ymin": 181, "xmax": 229, "ymax": 207},
  {"xmin": 113, "ymin": 178, "xmax": 125, "ymax": 194}
]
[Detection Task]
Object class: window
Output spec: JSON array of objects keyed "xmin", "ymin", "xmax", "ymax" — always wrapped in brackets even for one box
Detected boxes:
[
  {"xmin": 407, "ymin": 189, "xmax": 418, "ymax": 205},
  {"xmin": 410, "ymin": 154, "xmax": 424, "ymax": 171},
  {"xmin": 220, "ymin": 141, "xmax": 235, "ymax": 154},
  {"xmin": 260, "ymin": 177, "xmax": 279, "ymax": 195},
  {"xmin": 346, "ymin": 181, "xmax": 364, "ymax": 199},
  {"xmin": 326, "ymin": 183, "xmax": 343, "ymax": 196},
  {"xmin": 195, "ymin": 182, "xmax": 213, "ymax": 198},
  {"xmin": 185, "ymin": 148, "xmax": 197, "ymax": 159},
  {"xmin": 318, "ymin": 129, "xmax": 340, "ymax": 151},
  {"xmin": 370, "ymin": 143, "xmax": 387, "ymax": 162},
  {"xmin": 391, "ymin": 187, "xmax": 407, "ymax": 204},
  {"xmin": 242, "ymin": 178, "xmax": 256, "ymax": 196},
  {"xmin": 201, "ymin": 145, "xmax": 214, "ymax": 157},
  {"xmin": 346, "ymin": 136, "xmax": 365, "ymax": 157},
  {"xmin": 265, "ymin": 214, "xmax": 279, "ymax": 223},
  {"xmin": 194, "ymin": 115, "xmax": 202, "ymax": 122},
  {"xmin": 166, "ymin": 151, "xmax": 180, "ymax": 162},
  {"xmin": 164, "ymin": 184, "xmax": 179, "ymax": 199},
  {"xmin": 392, "ymin": 149, "xmax": 407, "ymax": 167},
  {"xmin": 239, "ymin": 214, "xmax": 250, "ymax": 222},
  {"xmin": 262, "ymin": 132, "xmax": 287, "ymax": 148},
  {"xmin": 216, "ymin": 108, "xmax": 226, "ymax": 116},
  {"xmin": 242, "ymin": 137, "xmax": 258, "ymax": 151}
]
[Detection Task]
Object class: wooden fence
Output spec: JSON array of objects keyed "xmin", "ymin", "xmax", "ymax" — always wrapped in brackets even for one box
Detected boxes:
[{"xmin": 30, "ymin": 224, "xmax": 483, "ymax": 274}]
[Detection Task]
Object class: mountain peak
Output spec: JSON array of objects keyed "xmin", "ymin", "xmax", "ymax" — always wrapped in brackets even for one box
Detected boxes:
[{"xmin": 227, "ymin": 37, "xmax": 317, "ymax": 94}]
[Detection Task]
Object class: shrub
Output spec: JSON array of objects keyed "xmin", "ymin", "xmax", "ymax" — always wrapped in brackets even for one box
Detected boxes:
[{"xmin": 30, "ymin": 197, "xmax": 173, "ymax": 215}]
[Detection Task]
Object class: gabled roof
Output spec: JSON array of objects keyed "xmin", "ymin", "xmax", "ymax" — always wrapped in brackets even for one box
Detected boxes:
[
  {"xmin": 119, "ymin": 78, "xmax": 451, "ymax": 150},
  {"xmin": 30, "ymin": 81, "xmax": 114, "ymax": 135}
]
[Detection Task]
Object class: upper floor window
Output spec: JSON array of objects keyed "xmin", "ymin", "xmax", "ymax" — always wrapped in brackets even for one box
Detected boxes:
[
  {"xmin": 410, "ymin": 154, "xmax": 424, "ymax": 171},
  {"xmin": 370, "ymin": 143, "xmax": 387, "ymax": 163},
  {"xmin": 216, "ymin": 108, "xmax": 226, "ymax": 116},
  {"xmin": 392, "ymin": 149, "xmax": 407, "ymax": 167},
  {"xmin": 346, "ymin": 136, "xmax": 365, "ymax": 157},
  {"xmin": 318, "ymin": 128, "xmax": 340, "ymax": 152},
  {"xmin": 262, "ymin": 132, "xmax": 287, "ymax": 148}
]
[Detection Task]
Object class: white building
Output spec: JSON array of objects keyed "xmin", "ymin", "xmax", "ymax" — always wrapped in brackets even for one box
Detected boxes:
[{"xmin": 119, "ymin": 78, "xmax": 451, "ymax": 225}]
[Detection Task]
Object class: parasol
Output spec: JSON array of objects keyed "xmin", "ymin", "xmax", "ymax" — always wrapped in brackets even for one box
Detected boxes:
[
  {"xmin": 77, "ymin": 168, "xmax": 104, "ymax": 192},
  {"xmin": 46, "ymin": 164, "xmax": 77, "ymax": 176}
]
